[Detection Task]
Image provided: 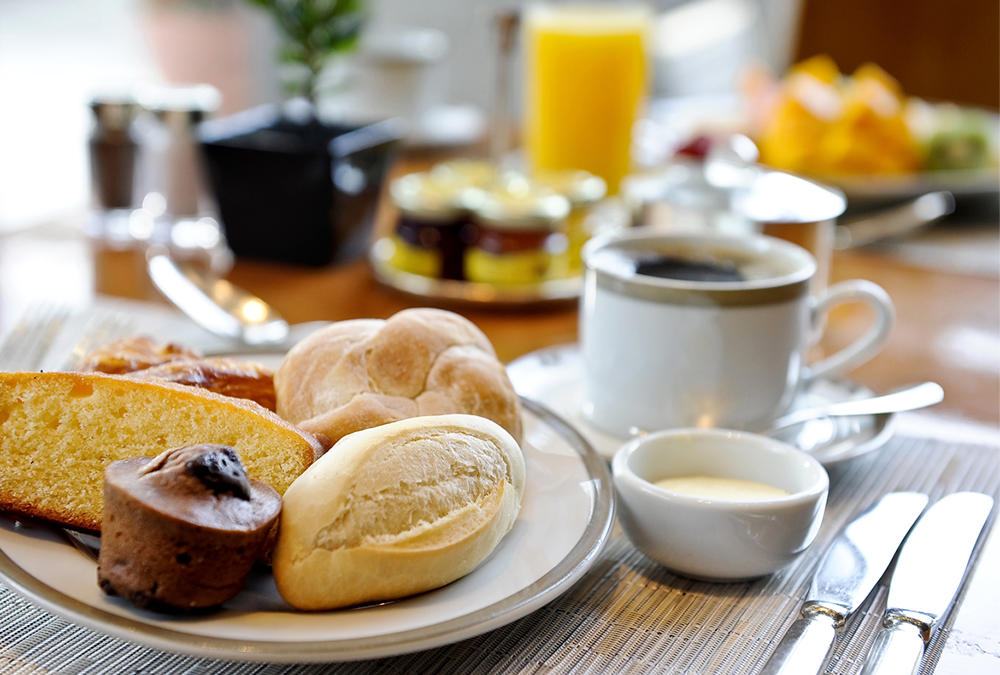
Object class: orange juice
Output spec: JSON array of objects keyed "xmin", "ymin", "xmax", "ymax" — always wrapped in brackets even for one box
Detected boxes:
[{"xmin": 523, "ymin": 4, "xmax": 650, "ymax": 194}]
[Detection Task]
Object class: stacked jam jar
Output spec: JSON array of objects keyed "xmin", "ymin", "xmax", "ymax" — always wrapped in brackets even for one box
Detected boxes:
[{"xmin": 388, "ymin": 160, "xmax": 605, "ymax": 285}]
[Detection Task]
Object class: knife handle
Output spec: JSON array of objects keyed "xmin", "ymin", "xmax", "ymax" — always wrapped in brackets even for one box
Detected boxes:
[
  {"xmin": 759, "ymin": 610, "xmax": 838, "ymax": 675},
  {"xmin": 859, "ymin": 617, "xmax": 927, "ymax": 675}
]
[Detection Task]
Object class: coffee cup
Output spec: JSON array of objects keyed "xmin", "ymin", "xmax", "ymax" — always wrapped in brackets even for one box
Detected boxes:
[{"xmin": 580, "ymin": 229, "xmax": 895, "ymax": 437}]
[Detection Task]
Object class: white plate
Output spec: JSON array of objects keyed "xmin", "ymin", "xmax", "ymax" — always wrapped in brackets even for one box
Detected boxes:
[
  {"xmin": 0, "ymin": 399, "xmax": 614, "ymax": 664},
  {"xmin": 506, "ymin": 344, "xmax": 895, "ymax": 467}
]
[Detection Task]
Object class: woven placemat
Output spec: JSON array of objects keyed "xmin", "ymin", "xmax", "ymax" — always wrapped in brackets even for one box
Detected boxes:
[{"xmin": 2, "ymin": 434, "xmax": 998, "ymax": 675}]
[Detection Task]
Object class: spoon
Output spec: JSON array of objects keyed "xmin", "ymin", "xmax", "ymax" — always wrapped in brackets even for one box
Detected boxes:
[
  {"xmin": 834, "ymin": 191, "xmax": 955, "ymax": 249},
  {"xmin": 147, "ymin": 253, "xmax": 290, "ymax": 346},
  {"xmin": 759, "ymin": 381, "xmax": 944, "ymax": 435}
]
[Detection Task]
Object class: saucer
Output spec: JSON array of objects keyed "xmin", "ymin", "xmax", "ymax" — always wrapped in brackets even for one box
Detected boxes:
[{"xmin": 506, "ymin": 344, "xmax": 895, "ymax": 467}]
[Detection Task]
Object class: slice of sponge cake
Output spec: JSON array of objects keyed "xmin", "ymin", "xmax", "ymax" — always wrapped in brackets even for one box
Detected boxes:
[{"xmin": 0, "ymin": 371, "xmax": 323, "ymax": 533}]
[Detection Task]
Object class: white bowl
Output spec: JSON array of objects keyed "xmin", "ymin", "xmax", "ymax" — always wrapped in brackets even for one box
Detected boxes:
[{"xmin": 612, "ymin": 428, "xmax": 829, "ymax": 581}]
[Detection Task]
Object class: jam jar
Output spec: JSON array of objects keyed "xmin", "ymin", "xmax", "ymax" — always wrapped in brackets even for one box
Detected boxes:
[
  {"xmin": 465, "ymin": 174, "xmax": 571, "ymax": 285},
  {"xmin": 532, "ymin": 169, "xmax": 606, "ymax": 277},
  {"xmin": 388, "ymin": 171, "xmax": 480, "ymax": 280}
]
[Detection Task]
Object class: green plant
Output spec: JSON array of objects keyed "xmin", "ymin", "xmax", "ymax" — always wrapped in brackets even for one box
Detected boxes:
[{"xmin": 246, "ymin": 0, "xmax": 366, "ymax": 102}]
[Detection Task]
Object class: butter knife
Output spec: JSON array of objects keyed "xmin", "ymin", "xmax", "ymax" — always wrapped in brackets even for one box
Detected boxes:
[
  {"xmin": 759, "ymin": 492, "xmax": 929, "ymax": 675},
  {"xmin": 147, "ymin": 253, "xmax": 290, "ymax": 346},
  {"xmin": 859, "ymin": 491, "xmax": 994, "ymax": 675}
]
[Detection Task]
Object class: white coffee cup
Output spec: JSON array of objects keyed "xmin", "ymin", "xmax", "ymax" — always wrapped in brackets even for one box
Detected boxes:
[{"xmin": 580, "ymin": 229, "xmax": 895, "ymax": 437}]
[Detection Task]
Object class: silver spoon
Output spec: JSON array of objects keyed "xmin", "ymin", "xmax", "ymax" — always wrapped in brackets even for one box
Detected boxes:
[
  {"xmin": 834, "ymin": 192, "xmax": 955, "ymax": 249},
  {"xmin": 147, "ymin": 253, "xmax": 290, "ymax": 346},
  {"xmin": 626, "ymin": 381, "xmax": 943, "ymax": 443},
  {"xmin": 760, "ymin": 381, "xmax": 944, "ymax": 435}
]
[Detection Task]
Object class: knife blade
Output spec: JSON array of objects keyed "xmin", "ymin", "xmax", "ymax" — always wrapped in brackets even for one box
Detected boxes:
[
  {"xmin": 147, "ymin": 253, "xmax": 290, "ymax": 346},
  {"xmin": 759, "ymin": 492, "xmax": 929, "ymax": 675},
  {"xmin": 859, "ymin": 491, "xmax": 994, "ymax": 675}
]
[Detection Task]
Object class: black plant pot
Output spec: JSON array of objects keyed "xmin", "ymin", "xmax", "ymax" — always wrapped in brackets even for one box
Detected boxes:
[{"xmin": 199, "ymin": 105, "xmax": 404, "ymax": 267}]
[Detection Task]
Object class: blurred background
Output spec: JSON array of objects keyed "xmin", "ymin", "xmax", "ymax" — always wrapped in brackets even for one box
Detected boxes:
[
  {"xmin": 0, "ymin": 0, "xmax": 997, "ymax": 328},
  {"xmin": 2, "ymin": 0, "xmax": 995, "ymax": 233}
]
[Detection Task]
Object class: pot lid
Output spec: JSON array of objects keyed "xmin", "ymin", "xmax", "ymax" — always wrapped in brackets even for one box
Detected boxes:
[{"xmin": 733, "ymin": 170, "xmax": 846, "ymax": 224}]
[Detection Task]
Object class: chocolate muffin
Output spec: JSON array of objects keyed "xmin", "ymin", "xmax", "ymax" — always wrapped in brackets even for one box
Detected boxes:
[{"xmin": 98, "ymin": 444, "xmax": 281, "ymax": 613}]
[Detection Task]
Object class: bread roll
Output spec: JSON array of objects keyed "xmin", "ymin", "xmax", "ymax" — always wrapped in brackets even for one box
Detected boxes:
[
  {"xmin": 73, "ymin": 335, "xmax": 200, "ymax": 374},
  {"xmin": 127, "ymin": 357, "xmax": 277, "ymax": 412},
  {"xmin": 272, "ymin": 414, "xmax": 526, "ymax": 610},
  {"xmin": 0, "ymin": 371, "xmax": 322, "ymax": 532},
  {"xmin": 75, "ymin": 336, "xmax": 277, "ymax": 411},
  {"xmin": 274, "ymin": 308, "xmax": 522, "ymax": 446}
]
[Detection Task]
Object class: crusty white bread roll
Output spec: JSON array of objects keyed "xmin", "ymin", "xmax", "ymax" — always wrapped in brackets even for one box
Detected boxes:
[
  {"xmin": 272, "ymin": 414, "xmax": 526, "ymax": 610},
  {"xmin": 273, "ymin": 308, "xmax": 522, "ymax": 446}
]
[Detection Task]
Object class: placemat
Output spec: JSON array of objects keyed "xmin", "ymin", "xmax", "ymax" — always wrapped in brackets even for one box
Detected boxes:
[{"xmin": 2, "ymin": 433, "xmax": 997, "ymax": 674}]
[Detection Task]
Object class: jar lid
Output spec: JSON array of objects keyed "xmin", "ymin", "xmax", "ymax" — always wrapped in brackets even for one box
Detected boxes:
[
  {"xmin": 430, "ymin": 159, "xmax": 497, "ymax": 188},
  {"xmin": 532, "ymin": 169, "xmax": 607, "ymax": 206},
  {"xmin": 390, "ymin": 171, "xmax": 478, "ymax": 219},
  {"xmin": 473, "ymin": 173, "xmax": 571, "ymax": 230}
]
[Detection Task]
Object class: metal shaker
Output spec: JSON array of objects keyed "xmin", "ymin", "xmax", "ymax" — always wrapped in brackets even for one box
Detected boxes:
[{"xmin": 89, "ymin": 97, "xmax": 141, "ymax": 210}]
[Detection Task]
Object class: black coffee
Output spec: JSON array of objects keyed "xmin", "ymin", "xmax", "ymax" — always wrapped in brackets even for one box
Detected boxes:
[{"xmin": 634, "ymin": 254, "xmax": 744, "ymax": 282}]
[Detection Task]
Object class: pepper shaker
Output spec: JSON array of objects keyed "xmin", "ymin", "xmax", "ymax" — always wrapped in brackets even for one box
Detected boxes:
[
  {"xmin": 88, "ymin": 94, "xmax": 153, "ymax": 299},
  {"xmin": 136, "ymin": 84, "xmax": 220, "ymax": 220},
  {"xmin": 89, "ymin": 96, "xmax": 141, "ymax": 211}
]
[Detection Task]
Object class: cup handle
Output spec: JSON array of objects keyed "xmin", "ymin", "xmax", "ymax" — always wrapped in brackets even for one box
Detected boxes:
[{"xmin": 803, "ymin": 279, "xmax": 895, "ymax": 383}]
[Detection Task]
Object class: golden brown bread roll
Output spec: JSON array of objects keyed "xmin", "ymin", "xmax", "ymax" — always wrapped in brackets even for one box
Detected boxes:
[
  {"xmin": 128, "ymin": 357, "xmax": 277, "ymax": 412},
  {"xmin": 272, "ymin": 414, "xmax": 526, "ymax": 610},
  {"xmin": 0, "ymin": 371, "xmax": 322, "ymax": 532},
  {"xmin": 73, "ymin": 335, "xmax": 200, "ymax": 374},
  {"xmin": 274, "ymin": 308, "xmax": 522, "ymax": 445},
  {"xmin": 75, "ymin": 336, "xmax": 277, "ymax": 411}
]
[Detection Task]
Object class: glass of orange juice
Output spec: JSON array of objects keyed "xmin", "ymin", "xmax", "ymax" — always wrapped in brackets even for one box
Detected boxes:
[{"xmin": 522, "ymin": 3, "xmax": 651, "ymax": 195}]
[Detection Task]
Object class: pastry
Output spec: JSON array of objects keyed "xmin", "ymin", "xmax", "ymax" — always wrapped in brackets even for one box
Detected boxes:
[
  {"xmin": 98, "ymin": 443, "xmax": 281, "ymax": 612},
  {"xmin": 75, "ymin": 336, "xmax": 277, "ymax": 411},
  {"xmin": 274, "ymin": 308, "xmax": 522, "ymax": 446},
  {"xmin": 126, "ymin": 357, "xmax": 277, "ymax": 412},
  {"xmin": 0, "ymin": 371, "xmax": 322, "ymax": 532},
  {"xmin": 73, "ymin": 335, "xmax": 200, "ymax": 374},
  {"xmin": 272, "ymin": 414, "xmax": 526, "ymax": 610}
]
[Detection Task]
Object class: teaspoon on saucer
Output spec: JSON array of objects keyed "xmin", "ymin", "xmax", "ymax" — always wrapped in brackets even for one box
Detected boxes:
[
  {"xmin": 626, "ymin": 382, "xmax": 943, "ymax": 440},
  {"xmin": 759, "ymin": 381, "xmax": 944, "ymax": 435}
]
